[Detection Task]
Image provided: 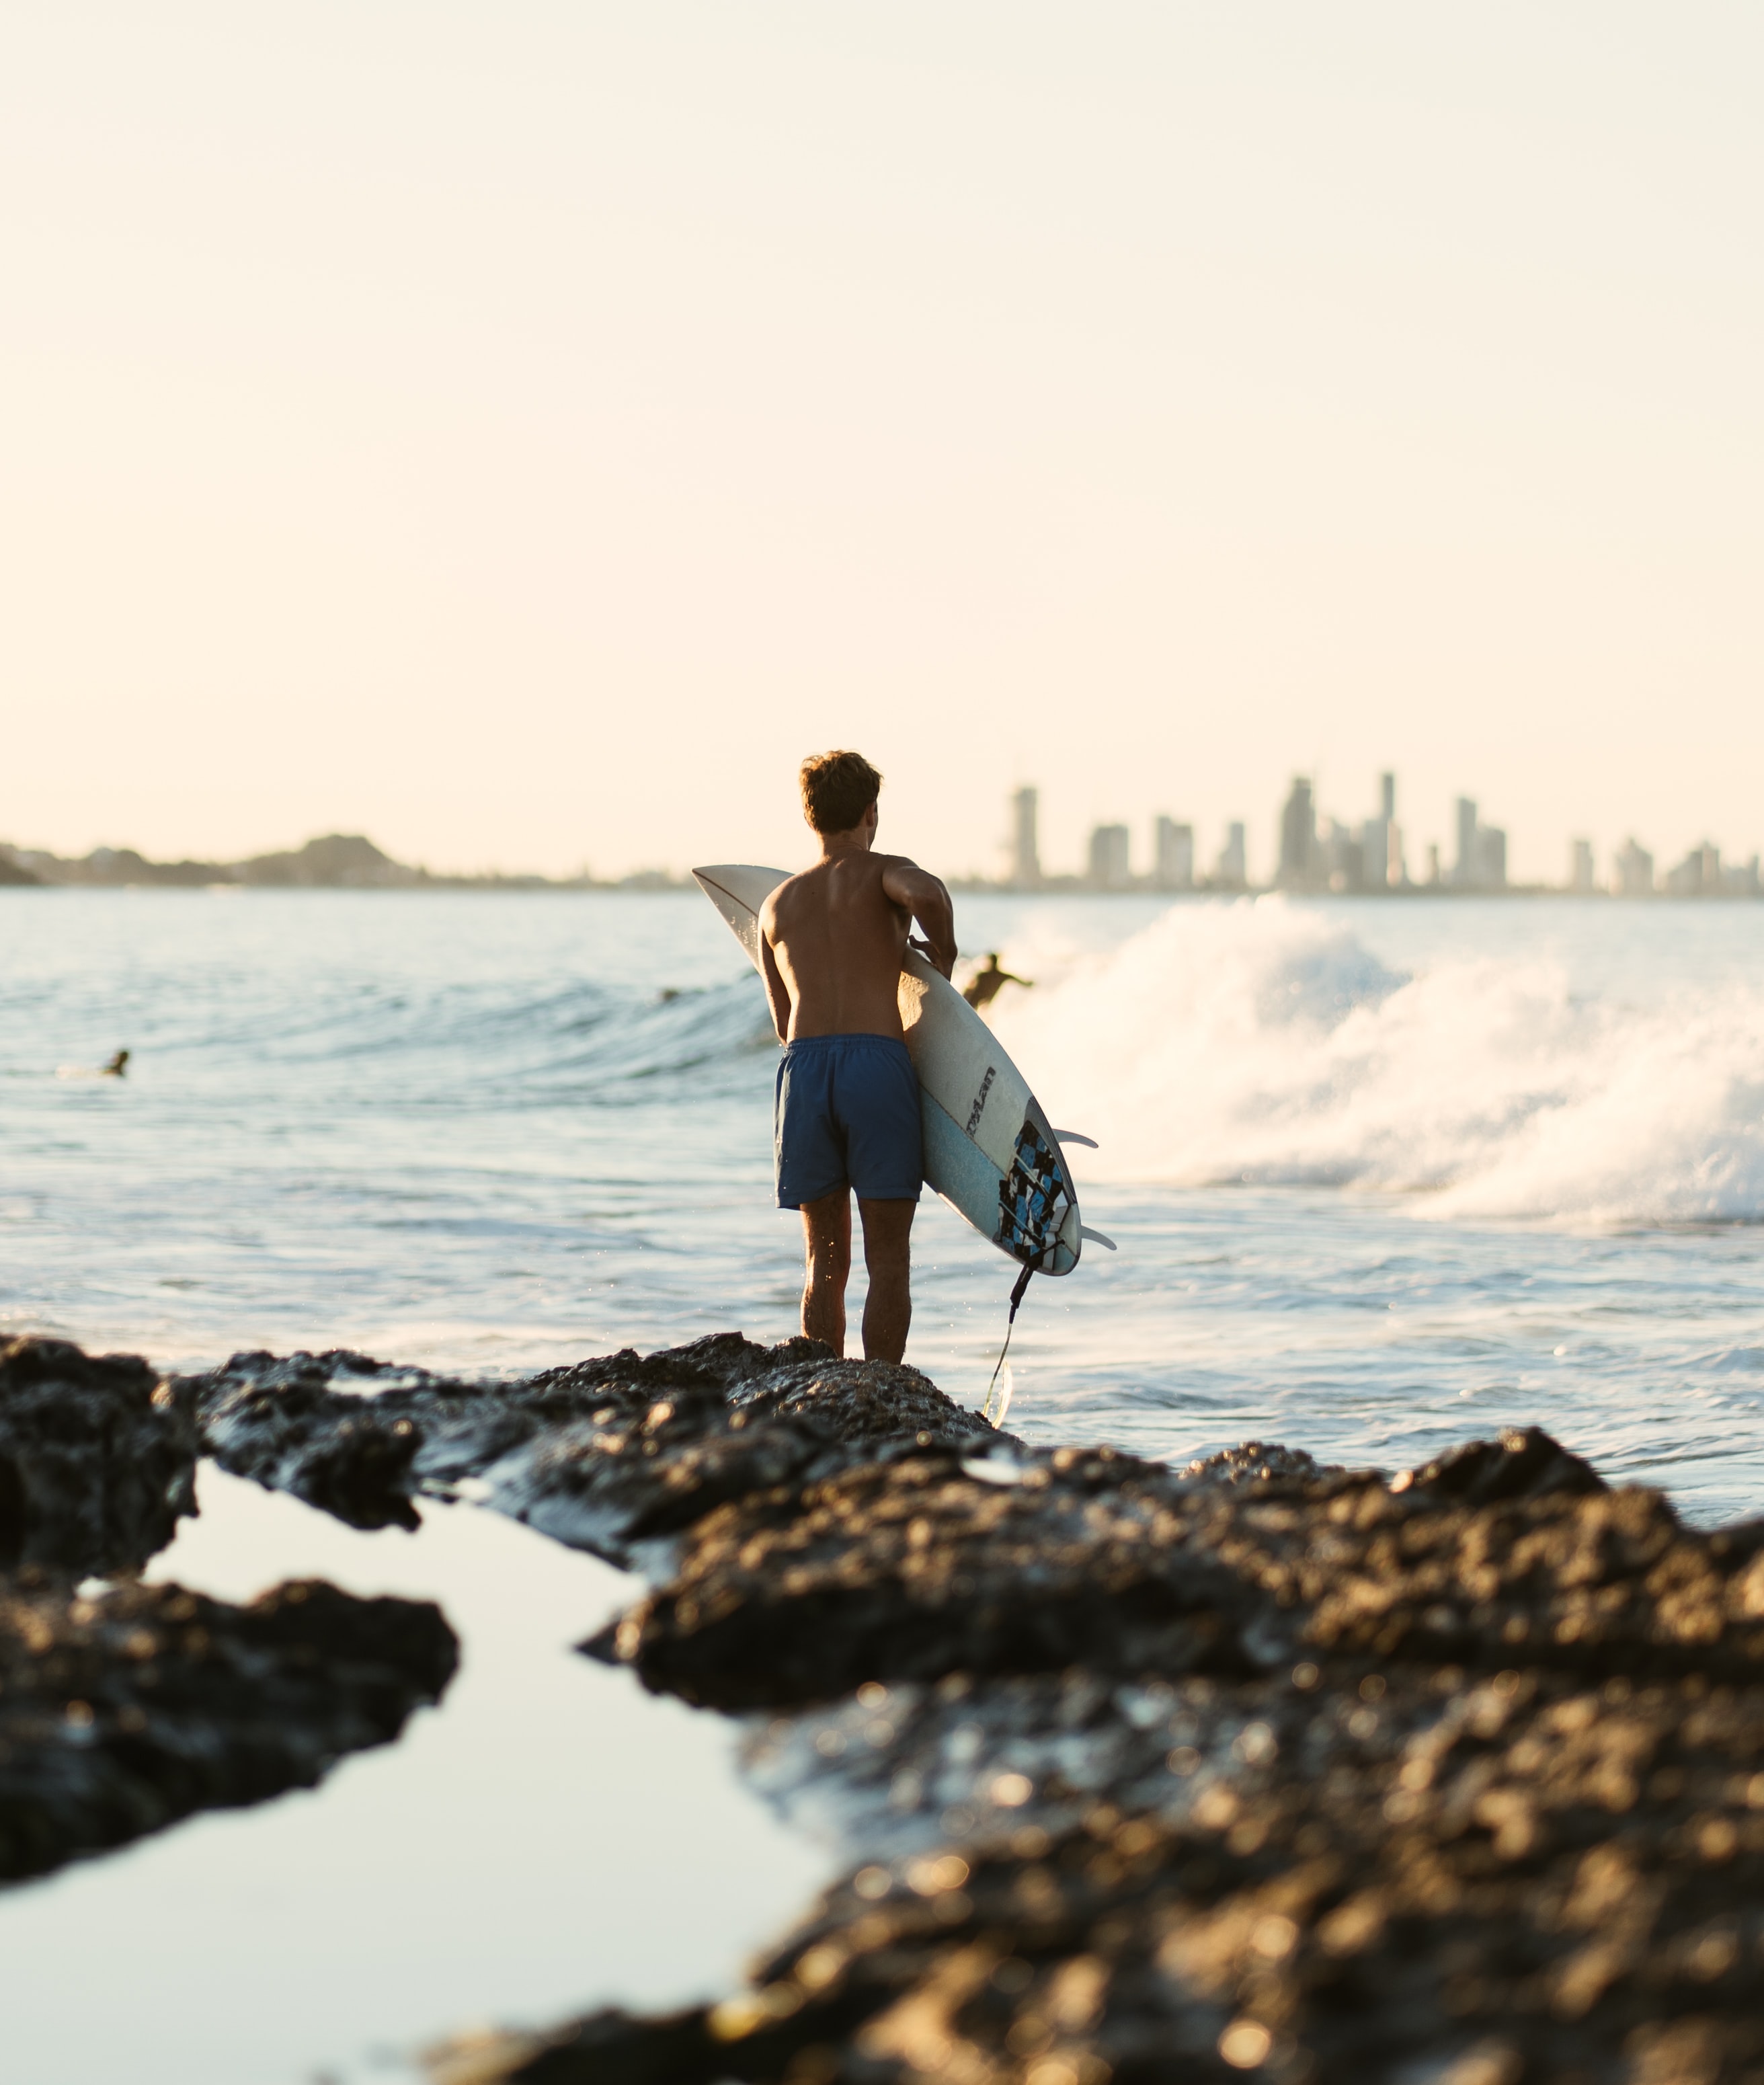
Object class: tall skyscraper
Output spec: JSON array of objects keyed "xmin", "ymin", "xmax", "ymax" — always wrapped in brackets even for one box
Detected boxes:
[
  {"xmin": 1087, "ymin": 823, "xmax": 1131, "ymax": 889},
  {"xmin": 1277, "ymin": 777, "xmax": 1316, "ymax": 888},
  {"xmin": 1665, "ymin": 842, "xmax": 1722, "ymax": 896},
  {"xmin": 1453, "ymin": 797, "xmax": 1507, "ymax": 890},
  {"xmin": 1215, "ymin": 822, "xmax": 1248, "ymax": 889},
  {"xmin": 1008, "ymin": 787, "xmax": 1041, "ymax": 888},
  {"xmin": 1612, "ymin": 838, "xmax": 1654, "ymax": 896},
  {"xmin": 1152, "ymin": 816, "xmax": 1194, "ymax": 890},
  {"xmin": 1361, "ymin": 771, "xmax": 1398, "ymax": 891},
  {"xmin": 1570, "ymin": 838, "xmax": 1595, "ymax": 893},
  {"xmin": 1454, "ymin": 797, "xmax": 1479, "ymax": 885}
]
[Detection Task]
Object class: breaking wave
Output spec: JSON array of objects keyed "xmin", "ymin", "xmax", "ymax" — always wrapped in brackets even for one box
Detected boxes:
[{"xmin": 988, "ymin": 900, "xmax": 1764, "ymax": 1225}]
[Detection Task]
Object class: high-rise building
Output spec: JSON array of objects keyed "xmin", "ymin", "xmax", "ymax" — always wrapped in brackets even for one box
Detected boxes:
[
  {"xmin": 1360, "ymin": 772, "xmax": 1398, "ymax": 891},
  {"xmin": 1612, "ymin": 837, "xmax": 1654, "ymax": 897},
  {"xmin": 1152, "ymin": 816, "xmax": 1194, "ymax": 890},
  {"xmin": 1665, "ymin": 843, "xmax": 1722, "ymax": 896},
  {"xmin": 1277, "ymin": 777, "xmax": 1317, "ymax": 888},
  {"xmin": 1570, "ymin": 839, "xmax": 1595, "ymax": 894},
  {"xmin": 1087, "ymin": 823, "xmax": 1131, "ymax": 889},
  {"xmin": 1385, "ymin": 820, "xmax": 1406, "ymax": 888},
  {"xmin": 1322, "ymin": 819, "xmax": 1365, "ymax": 892},
  {"xmin": 1454, "ymin": 798, "xmax": 1479, "ymax": 886},
  {"xmin": 1008, "ymin": 787, "xmax": 1041, "ymax": 888},
  {"xmin": 1453, "ymin": 797, "xmax": 1507, "ymax": 890},
  {"xmin": 1215, "ymin": 822, "xmax": 1248, "ymax": 889}
]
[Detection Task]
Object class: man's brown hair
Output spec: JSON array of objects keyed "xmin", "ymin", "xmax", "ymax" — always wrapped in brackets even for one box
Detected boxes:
[{"xmin": 800, "ymin": 749, "xmax": 882, "ymax": 834}]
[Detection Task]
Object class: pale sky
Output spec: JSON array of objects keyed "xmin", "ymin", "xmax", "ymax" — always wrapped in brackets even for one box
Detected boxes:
[{"xmin": 3, "ymin": 4, "xmax": 1761, "ymax": 883}]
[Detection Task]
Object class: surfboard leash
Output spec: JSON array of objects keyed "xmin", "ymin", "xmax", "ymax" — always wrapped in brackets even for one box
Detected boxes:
[{"xmin": 984, "ymin": 1262, "xmax": 1035, "ymax": 1424}]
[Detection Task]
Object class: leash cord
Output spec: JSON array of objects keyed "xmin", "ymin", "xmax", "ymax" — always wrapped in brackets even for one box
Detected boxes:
[{"xmin": 984, "ymin": 1263, "xmax": 1035, "ymax": 1423}]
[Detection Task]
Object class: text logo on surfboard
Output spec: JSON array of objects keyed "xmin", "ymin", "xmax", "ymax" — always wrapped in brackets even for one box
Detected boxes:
[{"xmin": 965, "ymin": 1066, "xmax": 997, "ymax": 1136}]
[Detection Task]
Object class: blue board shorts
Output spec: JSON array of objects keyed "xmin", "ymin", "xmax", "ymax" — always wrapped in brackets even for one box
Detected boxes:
[{"xmin": 774, "ymin": 1033, "xmax": 923, "ymax": 1208}]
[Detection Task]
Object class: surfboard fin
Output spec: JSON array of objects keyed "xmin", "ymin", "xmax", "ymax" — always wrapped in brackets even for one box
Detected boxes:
[
  {"xmin": 1051, "ymin": 1129, "xmax": 1098, "ymax": 1148},
  {"xmin": 1080, "ymin": 1225, "xmax": 1117, "ymax": 1251}
]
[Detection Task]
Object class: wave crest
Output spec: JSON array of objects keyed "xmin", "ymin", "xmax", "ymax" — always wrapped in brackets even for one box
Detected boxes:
[{"xmin": 989, "ymin": 901, "xmax": 1764, "ymax": 1225}]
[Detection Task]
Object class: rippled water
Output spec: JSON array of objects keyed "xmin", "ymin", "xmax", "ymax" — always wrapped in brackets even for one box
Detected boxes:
[
  {"xmin": 7, "ymin": 886, "xmax": 1764, "ymax": 2080},
  {"xmin": 5, "ymin": 888, "xmax": 1764, "ymax": 1516}
]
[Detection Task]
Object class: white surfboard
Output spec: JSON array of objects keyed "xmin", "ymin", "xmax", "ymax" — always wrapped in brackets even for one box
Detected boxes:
[{"xmin": 694, "ymin": 865, "xmax": 1087, "ymax": 1276}]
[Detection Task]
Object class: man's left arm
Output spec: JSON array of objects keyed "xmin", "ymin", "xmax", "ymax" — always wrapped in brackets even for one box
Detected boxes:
[{"xmin": 881, "ymin": 859, "xmax": 957, "ymax": 980}]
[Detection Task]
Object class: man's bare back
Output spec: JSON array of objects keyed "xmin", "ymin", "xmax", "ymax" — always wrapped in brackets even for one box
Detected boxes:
[
  {"xmin": 759, "ymin": 754, "xmax": 957, "ymax": 1365},
  {"xmin": 759, "ymin": 841, "xmax": 955, "ymax": 1043}
]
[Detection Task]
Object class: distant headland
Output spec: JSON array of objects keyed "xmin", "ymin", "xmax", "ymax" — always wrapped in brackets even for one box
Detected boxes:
[{"xmin": 0, "ymin": 833, "xmax": 687, "ymax": 892}]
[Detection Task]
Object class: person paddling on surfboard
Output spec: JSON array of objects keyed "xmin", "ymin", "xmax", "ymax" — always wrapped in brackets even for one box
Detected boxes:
[{"xmin": 758, "ymin": 750, "xmax": 957, "ymax": 1365}]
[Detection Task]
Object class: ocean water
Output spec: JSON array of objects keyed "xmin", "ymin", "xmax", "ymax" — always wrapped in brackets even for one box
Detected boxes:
[
  {"xmin": 5, "ymin": 887, "xmax": 1764, "ymax": 1514},
  {"xmin": 6, "ymin": 886, "xmax": 1764, "ymax": 2081}
]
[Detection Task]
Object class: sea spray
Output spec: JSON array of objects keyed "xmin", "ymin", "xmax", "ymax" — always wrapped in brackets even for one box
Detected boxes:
[{"xmin": 988, "ymin": 897, "xmax": 1764, "ymax": 1225}]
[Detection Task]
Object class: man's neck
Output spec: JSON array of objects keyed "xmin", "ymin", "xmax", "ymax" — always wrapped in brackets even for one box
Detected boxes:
[{"xmin": 817, "ymin": 829, "xmax": 872, "ymax": 864}]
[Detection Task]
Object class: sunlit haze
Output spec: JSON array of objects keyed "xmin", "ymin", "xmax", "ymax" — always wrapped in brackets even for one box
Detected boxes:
[{"xmin": 5, "ymin": 4, "xmax": 1761, "ymax": 882}]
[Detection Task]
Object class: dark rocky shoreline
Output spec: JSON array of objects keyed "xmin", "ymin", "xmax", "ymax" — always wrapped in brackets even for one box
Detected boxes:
[
  {"xmin": 9, "ymin": 1329, "xmax": 1764, "ymax": 2080},
  {"xmin": 0, "ymin": 1337, "xmax": 457, "ymax": 1885}
]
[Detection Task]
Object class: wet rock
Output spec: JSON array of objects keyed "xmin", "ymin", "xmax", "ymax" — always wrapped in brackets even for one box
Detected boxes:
[
  {"xmin": 592, "ymin": 1431, "xmax": 1764, "ymax": 1708},
  {"xmin": 0, "ymin": 1569, "xmax": 456, "ymax": 1885},
  {"xmin": 0, "ymin": 1337, "xmax": 198, "ymax": 1575},
  {"xmin": 582, "ymin": 1444, "xmax": 1269, "ymax": 1708},
  {"xmin": 167, "ymin": 1331, "xmax": 1764, "ymax": 2076},
  {"xmin": 186, "ymin": 1333, "xmax": 1002, "ymax": 1565},
  {"xmin": 1392, "ymin": 1425, "xmax": 1607, "ymax": 1505},
  {"xmin": 1178, "ymin": 1442, "xmax": 1343, "ymax": 1490},
  {"xmin": 436, "ymin": 1662, "xmax": 1764, "ymax": 2083}
]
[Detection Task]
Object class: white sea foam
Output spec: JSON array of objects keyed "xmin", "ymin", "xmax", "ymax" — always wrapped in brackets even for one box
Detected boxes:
[{"xmin": 988, "ymin": 900, "xmax": 1764, "ymax": 1225}]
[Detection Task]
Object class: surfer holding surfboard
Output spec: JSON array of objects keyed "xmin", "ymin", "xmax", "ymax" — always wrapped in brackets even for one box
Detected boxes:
[
  {"xmin": 694, "ymin": 756, "xmax": 1108, "ymax": 1396},
  {"xmin": 754, "ymin": 750, "xmax": 955, "ymax": 1365}
]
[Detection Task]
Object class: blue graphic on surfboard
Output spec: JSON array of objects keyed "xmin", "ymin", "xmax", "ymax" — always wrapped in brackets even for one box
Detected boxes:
[{"xmin": 694, "ymin": 865, "xmax": 1109, "ymax": 1277}]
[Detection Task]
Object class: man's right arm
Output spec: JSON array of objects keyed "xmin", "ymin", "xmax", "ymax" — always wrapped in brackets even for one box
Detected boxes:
[{"xmin": 758, "ymin": 896, "xmax": 793, "ymax": 1042}]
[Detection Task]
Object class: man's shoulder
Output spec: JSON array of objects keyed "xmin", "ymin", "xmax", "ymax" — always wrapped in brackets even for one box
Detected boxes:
[
  {"xmin": 762, "ymin": 861, "xmax": 830, "ymax": 931},
  {"xmin": 858, "ymin": 851, "xmax": 932, "ymax": 897},
  {"xmin": 875, "ymin": 852, "xmax": 943, "ymax": 888}
]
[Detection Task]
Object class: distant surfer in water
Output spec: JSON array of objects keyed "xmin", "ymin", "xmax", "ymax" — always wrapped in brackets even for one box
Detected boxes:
[
  {"xmin": 56, "ymin": 1048, "xmax": 130, "ymax": 1080},
  {"xmin": 758, "ymin": 750, "xmax": 957, "ymax": 1364},
  {"xmin": 961, "ymin": 953, "xmax": 1031, "ymax": 1012}
]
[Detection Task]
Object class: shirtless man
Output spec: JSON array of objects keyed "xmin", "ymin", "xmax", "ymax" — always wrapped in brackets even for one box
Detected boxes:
[{"xmin": 759, "ymin": 750, "xmax": 957, "ymax": 1363}]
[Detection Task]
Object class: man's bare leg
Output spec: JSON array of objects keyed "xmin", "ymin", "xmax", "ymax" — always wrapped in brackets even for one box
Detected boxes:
[
  {"xmin": 857, "ymin": 1197, "xmax": 915, "ymax": 1364},
  {"xmin": 799, "ymin": 1189, "xmax": 852, "ymax": 1353}
]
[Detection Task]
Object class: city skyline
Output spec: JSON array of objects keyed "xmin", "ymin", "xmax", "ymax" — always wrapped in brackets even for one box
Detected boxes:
[
  {"xmin": 994, "ymin": 776, "xmax": 1763, "ymax": 898},
  {"xmin": 8, "ymin": 764, "xmax": 1762, "ymax": 898}
]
